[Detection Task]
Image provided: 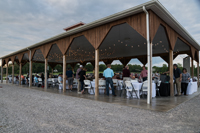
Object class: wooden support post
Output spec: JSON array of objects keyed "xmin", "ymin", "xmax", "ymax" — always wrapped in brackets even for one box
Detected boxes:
[
  {"xmin": 95, "ymin": 49, "xmax": 99, "ymax": 96},
  {"xmin": 63, "ymin": 55, "xmax": 66, "ymax": 92},
  {"xmin": 1, "ymin": 60, "xmax": 3, "ymax": 83},
  {"xmin": 150, "ymin": 43, "xmax": 153, "ymax": 100},
  {"xmin": 45, "ymin": 58, "xmax": 48, "ymax": 89},
  {"xmin": 12, "ymin": 64, "xmax": 14, "ymax": 84},
  {"xmin": 19, "ymin": 63, "xmax": 22, "ymax": 85},
  {"xmin": 29, "ymin": 60, "xmax": 32, "ymax": 87},
  {"xmin": 197, "ymin": 62, "xmax": 199, "ymax": 87},
  {"xmin": 6, "ymin": 65, "xmax": 8, "ymax": 84},
  {"xmin": 169, "ymin": 50, "xmax": 174, "ymax": 96},
  {"xmin": 191, "ymin": 59, "xmax": 194, "ymax": 78}
]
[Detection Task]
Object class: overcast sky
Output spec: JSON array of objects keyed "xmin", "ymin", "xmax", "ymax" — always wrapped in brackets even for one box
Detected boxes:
[{"xmin": 0, "ymin": 0, "xmax": 200, "ymax": 67}]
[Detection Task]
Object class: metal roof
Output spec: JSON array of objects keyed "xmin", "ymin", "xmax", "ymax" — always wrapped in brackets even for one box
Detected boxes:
[{"xmin": 1, "ymin": 0, "xmax": 199, "ymax": 59}]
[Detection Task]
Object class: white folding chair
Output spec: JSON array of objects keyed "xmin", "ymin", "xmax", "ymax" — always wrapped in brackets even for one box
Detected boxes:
[
  {"xmin": 125, "ymin": 81, "xmax": 139, "ymax": 99},
  {"xmin": 112, "ymin": 79, "xmax": 118, "ymax": 87},
  {"xmin": 38, "ymin": 78, "xmax": 43, "ymax": 86},
  {"xmin": 141, "ymin": 80, "xmax": 148, "ymax": 98},
  {"xmin": 118, "ymin": 80, "xmax": 125, "ymax": 97},
  {"xmin": 99, "ymin": 80, "xmax": 106, "ymax": 94},
  {"xmin": 73, "ymin": 78, "xmax": 78, "ymax": 89},
  {"xmin": 84, "ymin": 80, "xmax": 94, "ymax": 94},
  {"xmin": 156, "ymin": 81, "xmax": 161, "ymax": 97},
  {"xmin": 9, "ymin": 77, "xmax": 12, "ymax": 83},
  {"xmin": 52, "ymin": 78, "xmax": 58, "ymax": 88}
]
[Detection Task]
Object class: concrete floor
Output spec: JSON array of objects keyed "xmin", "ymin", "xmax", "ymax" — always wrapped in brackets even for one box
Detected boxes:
[{"xmin": 2, "ymin": 82, "xmax": 200, "ymax": 112}]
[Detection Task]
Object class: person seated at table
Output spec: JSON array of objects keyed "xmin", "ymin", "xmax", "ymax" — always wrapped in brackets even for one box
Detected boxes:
[
  {"xmin": 116, "ymin": 74, "xmax": 120, "ymax": 79},
  {"xmin": 130, "ymin": 73, "xmax": 135, "ymax": 79},
  {"xmin": 78, "ymin": 68, "xmax": 87, "ymax": 94},
  {"xmin": 34, "ymin": 74, "xmax": 38, "ymax": 86},
  {"xmin": 181, "ymin": 68, "xmax": 190, "ymax": 96},
  {"xmin": 123, "ymin": 65, "xmax": 131, "ymax": 79},
  {"xmin": 66, "ymin": 68, "xmax": 74, "ymax": 91},
  {"xmin": 140, "ymin": 66, "xmax": 148, "ymax": 82},
  {"xmin": 103, "ymin": 64, "xmax": 116, "ymax": 96},
  {"xmin": 155, "ymin": 71, "xmax": 160, "ymax": 79},
  {"xmin": 112, "ymin": 73, "xmax": 117, "ymax": 79},
  {"xmin": 135, "ymin": 73, "xmax": 138, "ymax": 78},
  {"xmin": 119, "ymin": 72, "xmax": 122, "ymax": 79},
  {"xmin": 21, "ymin": 74, "xmax": 25, "ymax": 84},
  {"xmin": 58, "ymin": 74, "xmax": 63, "ymax": 84},
  {"xmin": 99, "ymin": 73, "xmax": 104, "ymax": 79}
]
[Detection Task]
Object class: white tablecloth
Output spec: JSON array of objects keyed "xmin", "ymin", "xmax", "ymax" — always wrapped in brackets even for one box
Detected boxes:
[
  {"xmin": 174, "ymin": 82, "xmax": 197, "ymax": 95},
  {"xmin": 126, "ymin": 82, "xmax": 156, "ymax": 98},
  {"xmin": 90, "ymin": 81, "xmax": 112, "ymax": 95},
  {"xmin": 187, "ymin": 82, "xmax": 197, "ymax": 95},
  {"xmin": 59, "ymin": 80, "xmax": 69, "ymax": 90}
]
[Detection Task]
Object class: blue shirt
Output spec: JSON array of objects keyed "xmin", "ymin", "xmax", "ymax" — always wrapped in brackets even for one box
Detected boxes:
[
  {"xmin": 58, "ymin": 76, "xmax": 63, "ymax": 82},
  {"xmin": 66, "ymin": 70, "xmax": 73, "ymax": 78},
  {"xmin": 103, "ymin": 68, "xmax": 114, "ymax": 78},
  {"xmin": 34, "ymin": 77, "xmax": 38, "ymax": 83}
]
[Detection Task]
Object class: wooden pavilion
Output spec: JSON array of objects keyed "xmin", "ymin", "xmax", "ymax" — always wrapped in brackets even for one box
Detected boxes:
[{"xmin": 1, "ymin": 0, "xmax": 199, "ymax": 104}]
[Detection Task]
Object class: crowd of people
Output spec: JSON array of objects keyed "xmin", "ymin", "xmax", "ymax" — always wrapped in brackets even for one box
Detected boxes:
[{"xmin": 11, "ymin": 63, "xmax": 192, "ymax": 96}]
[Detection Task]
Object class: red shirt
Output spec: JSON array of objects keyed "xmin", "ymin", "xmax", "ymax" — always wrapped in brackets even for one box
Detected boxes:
[{"xmin": 123, "ymin": 68, "xmax": 130, "ymax": 77}]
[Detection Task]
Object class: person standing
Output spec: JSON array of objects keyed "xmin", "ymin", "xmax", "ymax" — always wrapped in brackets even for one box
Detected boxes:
[
  {"xmin": 76, "ymin": 65, "xmax": 83, "ymax": 93},
  {"xmin": 41, "ymin": 73, "xmax": 44, "ymax": 85},
  {"xmin": 26, "ymin": 73, "xmax": 29, "ymax": 85},
  {"xmin": 164, "ymin": 64, "xmax": 182, "ymax": 96},
  {"xmin": 140, "ymin": 66, "xmax": 148, "ymax": 81},
  {"xmin": 103, "ymin": 64, "xmax": 116, "ymax": 96},
  {"xmin": 78, "ymin": 68, "xmax": 87, "ymax": 94},
  {"xmin": 122, "ymin": 65, "xmax": 131, "ymax": 78},
  {"xmin": 66, "ymin": 68, "xmax": 74, "ymax": 91},
  {"xmin": 181, "ymin": 68, "xmax": 190, "ymax": 96}
]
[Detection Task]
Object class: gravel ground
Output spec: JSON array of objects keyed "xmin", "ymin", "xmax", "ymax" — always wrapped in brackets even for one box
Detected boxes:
[{"xmin": 0, "ymin": 84, "xmax": 200, "ymax": 133}]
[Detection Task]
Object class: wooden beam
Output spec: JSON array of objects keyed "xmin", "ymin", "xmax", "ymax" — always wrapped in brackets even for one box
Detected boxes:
[
  {"xmin": 137, "ymin": 57, "xmax": 147, "ymax": 65},
  {"xmin": 103, "ymin": 59, "xmax": 113, "ymax": 65},
  {"xmin": 63, "ymin": 55, "xmax": 67, "ymax": 92},
  {"xmin": 169, "ymin": 50, "xmax": 174, "ymax": 96},
  {"xmin": 1, "ymin": 60, "xmax": 3, "ymax": 83},
  {"xmin": 6, "ymin": 65, "xmax": 8, "ymax": 84},
  {"xmin": 95, "ymin": 49, "xmax": 99, "ymax": 96},
  {"xmin": 12, "ymin": 64, "xmax": 14, "ymax": 84},
  {"xmin": 45, "ymin": 58, "xmax": 48, "ymax": 89},
  {"xmin": 150, "ymin": 43, "xmax": 153, "ymax": 100},
  {"xmin": 197, "ymin": 62, "xmax": 199, "ymax": 87},
  {"xmin": 191, "ymin": 58, "xmax": 194, "ymax": 78},
  {"xmin": 19, "ymin": 63, "xmax": 22, "ymax": 85},
  {"xmin": 29, "ymin": 60, "xmax": 32, "ymax": 87}
]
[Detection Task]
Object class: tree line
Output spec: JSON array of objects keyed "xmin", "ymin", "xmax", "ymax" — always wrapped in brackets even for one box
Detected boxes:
[{"xmin": 1, "ymin": 62, "xmax": 198, "ymax": 76}]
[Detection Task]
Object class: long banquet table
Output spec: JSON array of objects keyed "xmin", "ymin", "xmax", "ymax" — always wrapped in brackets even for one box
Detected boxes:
[
  {"xmin": 90, "ymin": 81, "xmax": 112, "ymax": 94},
  {"xmin": 126, "ymin": 82, "xmax": 156, "ymax": 99},
  {"xmin": 187, "ymin": 82, "xmax": 198, "ymax": 95}
]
